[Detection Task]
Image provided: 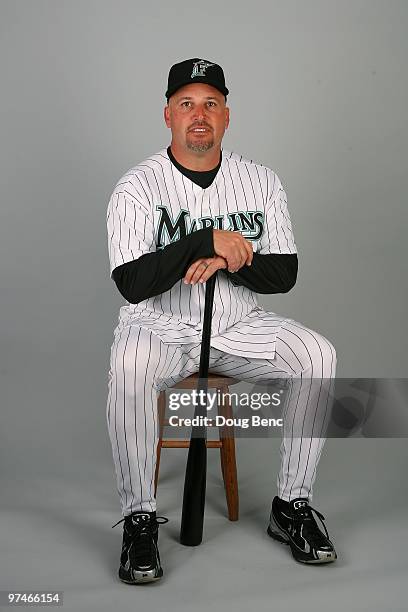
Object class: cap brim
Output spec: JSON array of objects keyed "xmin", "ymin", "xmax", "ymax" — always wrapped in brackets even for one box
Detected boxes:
[{"xmin": 166, "ymin": 78, "xmax": 229, "ymax": 99}]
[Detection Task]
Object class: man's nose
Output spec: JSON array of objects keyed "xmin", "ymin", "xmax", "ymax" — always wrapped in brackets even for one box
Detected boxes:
[{"xmin": 192, "ymin": 104, "xmax": 208, "ymax": 120}]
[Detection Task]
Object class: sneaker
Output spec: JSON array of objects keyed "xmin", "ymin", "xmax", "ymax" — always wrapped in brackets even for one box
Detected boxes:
[
  {"xmin": 267, "ymin": 497, "xmax": 337, "ymax": 564},
  {"xmin": 112, "ymin": 511, "xmax": 169, "ymax": 583}
]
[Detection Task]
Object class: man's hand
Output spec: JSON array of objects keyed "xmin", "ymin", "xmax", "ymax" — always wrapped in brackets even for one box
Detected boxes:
[
  {"xmin": 184, "ymin": 256, "xmax": 227, "ymax": 285},
  {"xmin": 213, "ymin": 229, "xmax": 253, "ymax": 272}
]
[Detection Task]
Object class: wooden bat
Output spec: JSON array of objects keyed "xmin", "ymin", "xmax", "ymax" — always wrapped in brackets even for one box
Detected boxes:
[{"xmin": 179, "ymin": 272, "xmax": 217, "ymax": 546}]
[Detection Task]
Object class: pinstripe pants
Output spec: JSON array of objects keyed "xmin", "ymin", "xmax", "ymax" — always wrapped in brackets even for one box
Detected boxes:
[{"xmin": 106, "ymin": 318, "xmax": 336, "ymax": 516}]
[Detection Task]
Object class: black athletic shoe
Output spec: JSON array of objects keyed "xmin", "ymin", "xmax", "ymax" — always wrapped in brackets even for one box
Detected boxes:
[
  {"xmin": 267, "ymin": 496, "xmax": 337, "ymax": 564},
  {"xmin": 112, "ymin": 511, "xmax": 169, "ymax": 584}
]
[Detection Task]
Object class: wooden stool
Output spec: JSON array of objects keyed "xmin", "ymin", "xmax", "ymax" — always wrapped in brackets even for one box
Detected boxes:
[{"xmin": 154, "ymin": 373, "xmax": 240, "ymax": 521}]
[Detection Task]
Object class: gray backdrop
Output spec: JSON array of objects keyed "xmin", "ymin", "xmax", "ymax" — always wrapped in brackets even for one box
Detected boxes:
[{"xmin": 1, "ymin": 1, "xmax": 407, "ymax": 611}]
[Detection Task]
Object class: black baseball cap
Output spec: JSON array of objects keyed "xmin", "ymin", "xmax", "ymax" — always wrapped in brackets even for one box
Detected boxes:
[{"xmin": 165, "ymin": 58, "xmax": 229, "ymax": 101}]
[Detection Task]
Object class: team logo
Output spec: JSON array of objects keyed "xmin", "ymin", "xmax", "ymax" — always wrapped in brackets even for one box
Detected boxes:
[
  {"xmin": 155, "ymin": 205, "xmax": 265, "ymax": 248},
  {"xmin": 191, "ymin": 59, "xmax": 215, "ymax": 79},
  {"xmin": 293, "ymin": 500, "xmax": 308, "ymax": 510}
]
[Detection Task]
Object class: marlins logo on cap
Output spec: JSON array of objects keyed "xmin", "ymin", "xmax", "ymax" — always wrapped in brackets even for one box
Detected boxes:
[{"xmin": 191, "ymin": 60, "xmax": 215, "ymax": 78}]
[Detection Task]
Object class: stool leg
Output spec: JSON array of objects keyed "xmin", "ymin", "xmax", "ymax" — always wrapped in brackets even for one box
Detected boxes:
[
  {"xmin": 154, "ymin": 390, "xmax": 166, "ymax": 497},
  {"xmin": 218, "ymin": 385, "xmax": 239, "ymax": 521}
]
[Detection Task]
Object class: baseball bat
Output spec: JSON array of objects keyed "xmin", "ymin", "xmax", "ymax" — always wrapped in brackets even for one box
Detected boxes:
[{"xmin": 179, "ymin": 272, "xmax": 217, "ymax": 546}]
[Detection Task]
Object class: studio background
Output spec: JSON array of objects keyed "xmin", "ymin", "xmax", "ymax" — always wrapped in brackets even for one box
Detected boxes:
[{"xmin": 1, "ymin": 1, "xmax": 407, "ymax": 611}]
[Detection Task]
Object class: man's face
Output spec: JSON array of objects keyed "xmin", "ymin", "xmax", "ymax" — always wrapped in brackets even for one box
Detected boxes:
[{"xmin": 164, "ymin": 83, "xmax": 229, "ymax": 153}]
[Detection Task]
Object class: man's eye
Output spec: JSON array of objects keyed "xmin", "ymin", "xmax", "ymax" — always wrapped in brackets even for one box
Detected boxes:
[
  {"xmin": 181, "ymin": 101, "xmax": 191, "ymax": 107},
  {"xmin": 207, "ymin": 101, "xmax": 216, "ymax": 107}
]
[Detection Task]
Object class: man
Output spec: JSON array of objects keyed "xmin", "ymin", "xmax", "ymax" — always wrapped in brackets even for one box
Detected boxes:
[{"xmin": 107, "ymin": 58, "xmax": 337, "ymax": 584}]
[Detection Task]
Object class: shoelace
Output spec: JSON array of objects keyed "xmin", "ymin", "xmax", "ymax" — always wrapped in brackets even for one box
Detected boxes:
[
  {"xmin": 291, "ymin": 505, "xmax": 330, "ymax": 541},
  {"xmin": 112, "ymin": 514, "xmax": 169, "ymax": 566},
  {"xmin": 111, "ymin": 514, "xmax": 169, "ymax": 530}
]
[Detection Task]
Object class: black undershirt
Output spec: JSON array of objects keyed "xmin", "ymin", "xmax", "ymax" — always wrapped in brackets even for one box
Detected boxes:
[
  {"xmin": 167, "ymin": 146, "xmax": 221, "ymax": 189},
  {"xmin": 111, "ymin": 149, "xmax": 298, "ymax": 305}
]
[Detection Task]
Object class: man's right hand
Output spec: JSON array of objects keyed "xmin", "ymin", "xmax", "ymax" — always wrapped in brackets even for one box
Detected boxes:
[{"xmin": 213, "ymin": 229, "xmax": 253, "ymax": 272}]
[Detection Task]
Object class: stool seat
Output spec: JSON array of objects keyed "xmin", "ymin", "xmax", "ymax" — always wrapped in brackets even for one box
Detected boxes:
[{"xmin": 155, "ymin": 372, "xmax": 240, "ymax": 521}]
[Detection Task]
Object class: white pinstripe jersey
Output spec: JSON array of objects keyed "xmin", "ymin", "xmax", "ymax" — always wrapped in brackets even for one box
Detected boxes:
[{"xmin": 107, "ymin": 148, "xmax": 297, "ymax": 359}]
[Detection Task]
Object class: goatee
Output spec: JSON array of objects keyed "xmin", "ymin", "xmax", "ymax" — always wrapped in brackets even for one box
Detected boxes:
[{"xmin": 186, "ymin": 139, "xmax": 215, "ymax": 153}]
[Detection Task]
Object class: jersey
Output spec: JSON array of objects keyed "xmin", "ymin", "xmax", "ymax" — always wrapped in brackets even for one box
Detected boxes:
[{"xmin": 106, "ymin": 148, "xmax": 297, "ymax": 360}]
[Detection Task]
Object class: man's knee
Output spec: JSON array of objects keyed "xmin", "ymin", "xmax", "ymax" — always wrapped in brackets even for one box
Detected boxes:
[
  {"xmin": 295, "ymin": 328, "xmax": 336, "ymax": 376},
  {"xmin": 309, "ymin": 332, "xmax": 337, "ymax": 375},
  {"xmin": 112, "ymin": 325, "xmax": 164, "ymax": 386}
]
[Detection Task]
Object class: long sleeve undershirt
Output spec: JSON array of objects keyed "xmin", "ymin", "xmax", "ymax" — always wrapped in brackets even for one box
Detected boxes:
[
  {"xmin": 221, "ymin": 252, "xmax": 298, "ymax": 294},
  {"xmin": 112, "ymin": 231, "xmax": 298, "ymax": 304}
]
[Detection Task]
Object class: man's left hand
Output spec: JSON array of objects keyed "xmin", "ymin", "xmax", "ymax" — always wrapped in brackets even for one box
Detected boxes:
[{"xmin": 184, "ymin": 256, "xmax": 227, "ymax": 285}]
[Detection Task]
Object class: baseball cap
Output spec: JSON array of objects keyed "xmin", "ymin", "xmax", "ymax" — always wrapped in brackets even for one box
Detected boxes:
[{"xmin": 165, "ymin": 58, "xmax": 229, "ymax": 100}]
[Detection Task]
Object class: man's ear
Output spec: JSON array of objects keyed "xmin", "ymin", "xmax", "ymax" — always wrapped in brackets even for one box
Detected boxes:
[
  {"xmin": 164, "ymin": 105, "xmax": 171, "ymax": 128},
  {"xmin": 225, "ymin": 106, "xmax": 230, "ymax": 130}
]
